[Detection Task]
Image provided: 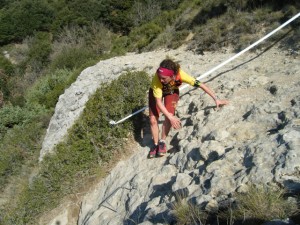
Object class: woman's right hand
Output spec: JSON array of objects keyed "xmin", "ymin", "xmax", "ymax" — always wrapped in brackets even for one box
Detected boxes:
[{"xmin": 169, "ymin": 115, "xmax": 181, "ymax": 129}]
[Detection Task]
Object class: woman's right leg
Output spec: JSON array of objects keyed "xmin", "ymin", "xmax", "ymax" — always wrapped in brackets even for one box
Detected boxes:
[
  {"xmin": 149, "ymin": 115, "xmax": 159, "ymax": 145},
  {"xmin": 148, "ymin": 89, "xmax": 161, "ymax": 157},
  {"xmin": 148, "ymin": 89, "xmax": 160, "ymax": 145}
]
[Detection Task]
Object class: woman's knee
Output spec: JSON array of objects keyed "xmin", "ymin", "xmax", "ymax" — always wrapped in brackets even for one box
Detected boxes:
[{"xmin": 149, "ymin": 116, "xmax": 158, "ymax": 125}]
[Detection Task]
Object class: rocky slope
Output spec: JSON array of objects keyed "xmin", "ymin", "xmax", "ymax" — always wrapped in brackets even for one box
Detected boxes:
[{"xmin": 39, "ymin": 43, "xmax": 300, "ymax": 224}]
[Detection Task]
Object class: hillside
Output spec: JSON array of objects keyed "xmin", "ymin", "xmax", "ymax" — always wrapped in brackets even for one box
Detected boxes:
[
  {"xmin": 0, "ymin": 1, "xmax": 300, "ymax": 224},
  {"xmin": 38, "ymin": 40, "xmax": 300, "ymax": 224}
]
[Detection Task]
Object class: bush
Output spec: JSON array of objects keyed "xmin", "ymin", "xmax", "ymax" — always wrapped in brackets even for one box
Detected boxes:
[
  {"xmin": 193, "ymin": 17, "xmax": 226, "ymax": 52},
  {"xmin": 2, "ymin": 70, "xmax": 150, "ymax": 224},
  {"xmin": 0, "ymin": 70, "xmax": 10, "ymax": 100},
  {"xmin": 50, "ymin": 46, "xmax": 95, "ymax": 70},
  {"xmin": 0, "ymin": 118, "xmax": 48, "ymax": 189},
  {"xmin": 171, "ymin": 184, "xmax": 299, "ymax": 225},
  {"xmin": 172, "ymin": 193, "xmax": 208, "ymax": 225},
  {"xmin": 146, "ymin": 27, "xmax": 190, "ymax": 50},
  {"xmin": 130, "ymin": 0, "xmax": 162, "ymax": 26},
  {"xmin": 111, "ymin": 35, "xmax": 130, "ymax": 55},
  {"xmin": 0, "ymin": 104, "xmax": 47, "ymax": 139},
  {"xmin": 129, "ymin": 22, "xmax": 163, "ymax": 51},
  {"xmin": 0, "ymin": 0, "xmax": 54, "ymax": 44},
  {"xmin": 25, "ymin": 68, "xmax": 77, "ymax": 109},
  {"xmin": 25, "ymin": 32, "xmax": 52, "ymax": 72},
  {"xmin": 221, "ymin": 184, "xmax": 299, "ymax": 223},
  {"xmin": 168, "ymin": 30, "xmax": 190, "ymax": 49},
  {"xmin": 84, "ymin": 22, "xmax": 115, "ymax": 55},
  {"xmin": 50, "ymin": 0, "xmax": 104, "ymax": 33},
  {"xmin": 0, "ymin": 55, "xmax": 15, "ymax": 76}
]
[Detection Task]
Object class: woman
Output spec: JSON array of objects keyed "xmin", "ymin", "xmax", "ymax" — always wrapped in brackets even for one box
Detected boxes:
[{"xmin": 148, "ymin": 59, "xmax": 228, "ymax": 158}]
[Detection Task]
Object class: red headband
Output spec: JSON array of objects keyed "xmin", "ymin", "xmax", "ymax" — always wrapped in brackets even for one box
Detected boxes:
[{"xmin": 157, "ymin": 67, "xmax": 174, "ymax": 77}]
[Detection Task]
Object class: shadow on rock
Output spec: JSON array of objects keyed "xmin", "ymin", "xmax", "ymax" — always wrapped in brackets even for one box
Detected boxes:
[{"xmin": 123, "ymin": 177, "xmax": 176, "ymax": 225}]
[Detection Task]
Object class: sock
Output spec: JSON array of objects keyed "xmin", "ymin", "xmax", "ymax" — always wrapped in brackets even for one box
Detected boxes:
[{"xmin": 159, "ymin": 139, "xmax": 165, "ymax": 144}]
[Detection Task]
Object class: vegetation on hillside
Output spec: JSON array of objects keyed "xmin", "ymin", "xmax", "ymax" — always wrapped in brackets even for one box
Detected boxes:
[
  {"xmin": 2, "ymin": 71, "xmax": 150, "ymax": 224},
  {"xmin": 172, "ymin": 184, "xmax": 299, "ymax": 224},
  {"xmin": 0, "ymin": 0, "xmax": 299, "ymax": 223}
]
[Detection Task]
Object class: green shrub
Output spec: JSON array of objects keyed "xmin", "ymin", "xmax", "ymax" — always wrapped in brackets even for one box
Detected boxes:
[
  {"xmin": 0, "ymin": 118, "xmax": 48, "ymax": 189},
  {"xmin": 0, "ymin": 145, "xmax": 24, "ymax": 186},
  {"xmin": 26, "ymin": 32, "xmax": 52, "ymax": 72},
  {"xmin": 0, "ymin": 104, "xmax": 47, "ymax": 139},
  {"xmin": 193, "ymin": 17, "xmax": 226, "ymax": 52},
  {"xmin": 144, "ymin": 26, "xmax": 173, "ymax": 51},
  {"xmin": 0, "ymin": 0, "xmax": 54, "ymax": 44},
  {"xmin": 2, "ymin": 70, "xmax": 150, "ymax": 224},
  {"xmin": 172, "ymin": 193, "xmax": 208, "ymax": 225},
  {"xmin": 111, "ymin": 35, "xmax": 130, "ymax": 55},
  {"xmin": 50, "ymin": 46, "xmax": 95, "ymax": 70},
  {"xmin": 25, "ymin": 68, "xmax": 77, "ymax": 109},
  {"xmin": 0, "ymin": 70, "xmax": 10, "ymax": 100},
  {"xmin": 222, "ymin": 184, "xmax": 299, "ymax": 223},
  {"xmin": 85, "ymin": 22, "xmax": 115, "ymax": 55},
  {"xmin": 190, "ymin": 6, "xmax": 293, "ymax": 53},
  {"xmin": 153, "ymin": 9, "xmax": 179, "ymax": 29},
  {"xmin": 6, "ymin": 41, "xmax": 30, "ymax": 66},
  {"xmin": 129, "ymin": 22, "xmax": 163, "ymax": 51},
  {"xmin": 234, "ymin": 34, "xmax": 257, "ymax": 52},
  {"xmin": 168, "ymin": 30, "xmax": 190, "ymax": 49},
  {"xmin": 4, "ymin": 72, "xmax": 36, "ymax": 107},
  {"xmin": 26, "ymin": 61, "xmax": 98, "ymax": 111},
  {"xmin": 147, "ymin": 27, "xmax": 190, "ymax": 50},
  {"xmin": 0, "ymin": 55, "xmax": 15, "ymax": 76}
]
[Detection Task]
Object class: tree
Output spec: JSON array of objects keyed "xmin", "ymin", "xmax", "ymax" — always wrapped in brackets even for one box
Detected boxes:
[
  {"xmin": 0, "ymin": 0, "xmax": 54, "ymax": 44},
  {"xmin": 101, "ymin": 0, "xmax": 135, "ymax": 34},
  {"xmin": 131, "ymin": 0, "xmax": 162, "ymax": 26},
  {"xmin": 50, "ymin": 0, "xmax": 105, "ymax": 33}
]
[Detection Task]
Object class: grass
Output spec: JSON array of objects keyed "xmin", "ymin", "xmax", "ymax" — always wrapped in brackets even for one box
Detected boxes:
[
  {"xmin": 229, "ymin": 184, "xmax": 299, "ymax": 223},
  {"xmin": 172, "ymin": 192, "xmax": 209, "ymax": 225},
  {"xmin": 219, "ymin": 184, "xmax": 299, "ymax": 225},
  {"xmin": 171, "ymin": 184, "xmax": 299, "ymax": 225}
]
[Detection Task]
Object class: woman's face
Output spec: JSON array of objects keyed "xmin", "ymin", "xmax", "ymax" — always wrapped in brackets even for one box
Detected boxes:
[{"xmin": 158, "ymin": 74, "xmax": 174, "ymax": 85}]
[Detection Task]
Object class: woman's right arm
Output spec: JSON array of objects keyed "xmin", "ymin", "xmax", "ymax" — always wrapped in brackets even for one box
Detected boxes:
[{"xmin": 155, "ymin": 98, "xmax": 181, "ymax": 129}]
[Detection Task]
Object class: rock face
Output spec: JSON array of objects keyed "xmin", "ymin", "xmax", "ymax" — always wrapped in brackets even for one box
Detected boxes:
[{"xmin": 40, "ymin": 46, "xmax": 300, "ymax": 225}]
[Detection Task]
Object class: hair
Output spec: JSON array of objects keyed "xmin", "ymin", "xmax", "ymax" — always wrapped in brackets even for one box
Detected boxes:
[{"xmin": 159, "ymin": 59, "xmax": 180, "ymax": 75}]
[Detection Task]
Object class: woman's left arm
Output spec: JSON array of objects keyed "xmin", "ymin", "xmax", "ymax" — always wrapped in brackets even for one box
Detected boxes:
[{"xmin": 199, "ymin": 83, "xmax": 229, "ymax": 108}]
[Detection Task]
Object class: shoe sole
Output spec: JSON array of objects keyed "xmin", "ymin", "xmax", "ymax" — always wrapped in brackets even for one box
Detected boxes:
[{"xmin": 149, "ymin": 154, "xmax": 156, "ymax": 158}]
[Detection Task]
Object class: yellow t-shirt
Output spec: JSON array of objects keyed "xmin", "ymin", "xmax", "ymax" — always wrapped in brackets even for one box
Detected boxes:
[{"xmin": 151, "ymin": 69, "xmax": 199, "ymax": 98}]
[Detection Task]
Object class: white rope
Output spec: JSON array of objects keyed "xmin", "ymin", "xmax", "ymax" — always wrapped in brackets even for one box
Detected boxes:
[
  {"xmin": 110, "ymin": 12, "xmax": 300, "ymax": 125},
  {"xmin": 109, "ymin": 106, "xmax": 148, "ymax": 125}
]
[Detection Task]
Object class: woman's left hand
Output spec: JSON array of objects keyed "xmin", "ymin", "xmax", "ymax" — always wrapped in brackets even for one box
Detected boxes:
[{"xmin": 215, "ymin": 99, "xmax": 229, "ymax": 109}]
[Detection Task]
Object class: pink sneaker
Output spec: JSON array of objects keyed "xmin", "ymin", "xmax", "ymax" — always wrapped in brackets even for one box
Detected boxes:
[
  {"xmin": 148, "ymin": 145, "xmax": 158, "ymax": 158},
  {"xmin": 157, "ymin": 141, "xmax": 167, "ymax": 157}
]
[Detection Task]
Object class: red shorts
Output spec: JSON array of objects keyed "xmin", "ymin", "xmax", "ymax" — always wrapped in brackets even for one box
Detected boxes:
[{"xmin": 149, "ymin": 88, "xmax": 179, "ymax": 117}]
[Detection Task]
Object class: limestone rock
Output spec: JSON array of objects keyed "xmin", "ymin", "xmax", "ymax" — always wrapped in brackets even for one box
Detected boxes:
[{"xmin": 40, "ymin": 47, "xmax": 300, "ymax": 225}]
